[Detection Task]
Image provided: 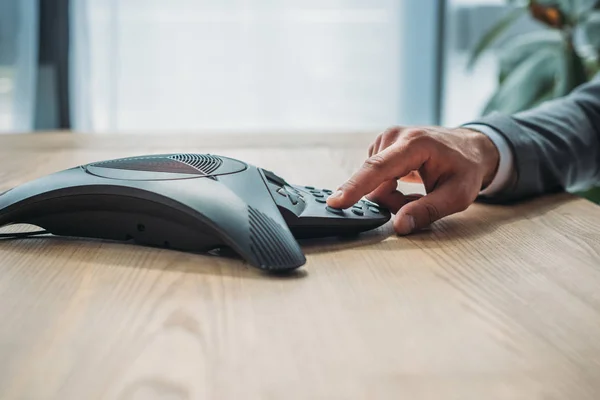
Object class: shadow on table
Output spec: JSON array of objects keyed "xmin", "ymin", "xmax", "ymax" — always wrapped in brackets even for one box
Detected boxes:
[
  {"xmin": 0, "ymin": 235, "xmax": 313, "ymax": 281},
  {"xmin": 0, "ymin": 225, "xmax": 396, "ymax": 281},
  {"xmin": 376, "ymin": 193, "xmax": 573, "ymax": 250},
  {"xmin": 298, "ymin": 223, "xmax": 395, "ymax": 254}
]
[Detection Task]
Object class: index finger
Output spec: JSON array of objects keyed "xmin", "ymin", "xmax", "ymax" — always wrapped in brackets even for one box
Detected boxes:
[{"xmin": 326, "ymin": 142, "xmax": 426, "ymax": 209}]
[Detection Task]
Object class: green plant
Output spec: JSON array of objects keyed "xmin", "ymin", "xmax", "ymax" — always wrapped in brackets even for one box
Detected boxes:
[{"xmin": 469, "ymin": 0, "xmax": 600, "ymax": 203}]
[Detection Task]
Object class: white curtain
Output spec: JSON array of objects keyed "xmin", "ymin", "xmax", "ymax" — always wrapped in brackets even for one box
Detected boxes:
[
  {"xmin": 70, "ymin": 0, "xmax": 442, "ymax": 133},
  {"xmin": 0, "ymin": 0, "xmax": 38, "ymax": 133}
]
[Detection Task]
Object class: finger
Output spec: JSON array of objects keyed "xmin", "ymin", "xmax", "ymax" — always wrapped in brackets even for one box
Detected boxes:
[
  {"xmin": 374, "ymin": 126, "xmax": 402, "ymax": 154},
  {"xmin": 327, "ymin": 143, "xmax": 427, "ymax": 209},
  {"xmin": 367, "ymin": 191, "xmax": 423, "ymax": 214},
  {"xmin": 377, "ymin": 132, "xmax": 398, "ymax": 154},
  {"xmin": 393, "ymin": 178, "xmax": 473, "ymax": 235},
  {"xmin": 366, "ymin": 180, "xmax": 409, "ymax": 213},
  {"xmin": 370, "ymin": 191, "xmax": 411, "ymax": 214},
  {"xmin": 371, "ymin": 135, "xmax": 382, "ymax": 156},
  {"xmin": 368, "ymin": 179, "xmax": 397, "ymax": 198},
  {"xmin": 366, "ymin": 181, "xmax": 424, "ymax": 214}
]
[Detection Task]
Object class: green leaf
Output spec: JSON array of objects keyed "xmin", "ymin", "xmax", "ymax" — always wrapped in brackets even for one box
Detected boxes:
[
  {"xmin": 467, "ymin": 7, "xmax": 527, "ymax": 69},
  {"xmin": 497, "ymin": 30, "xmax": 563, "ymax": 83},
  {"xmin": 529, "ymin": 81, "xmax": 557, "ymax": 108},
  {"xmin": 584, "ymin": 57, "xmax": 600, "ymax": 76},
  {"xmin": 582, "ymin": 11, "xmax": 600, "ymax": 51},
  {"xmin": 482, "ymin": 48, "xmax": 560, "ymax": 115},
  {"xmin": 574, "ymin": 0, "xmax": 599, "ymax": 15},
  {"xmin": 576, "ymin": 186, "xmax": 600, "ymax": 204},
  {"xmin": 555, "ymin": 40, "xmax": 589, "ymax": 96}
]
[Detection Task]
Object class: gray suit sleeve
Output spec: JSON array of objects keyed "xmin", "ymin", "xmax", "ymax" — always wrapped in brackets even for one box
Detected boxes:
[{"xmin": 466, "ymin": 77, "xmax": 600, "ymax": 202}]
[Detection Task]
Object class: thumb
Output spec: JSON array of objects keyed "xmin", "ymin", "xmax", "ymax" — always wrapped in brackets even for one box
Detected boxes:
[{"xmin": 393, "ymin": 179, "xmax": 474, "ymax": 235}]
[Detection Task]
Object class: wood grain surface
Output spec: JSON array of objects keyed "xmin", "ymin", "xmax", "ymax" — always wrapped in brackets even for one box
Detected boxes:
[{"xmin": 0, "ymin": 132, "xmax": 600, "ymax": 400}]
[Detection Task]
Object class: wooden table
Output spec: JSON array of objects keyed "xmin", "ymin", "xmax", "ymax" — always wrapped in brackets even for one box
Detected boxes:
[{"xmin": 1, "ymin": 132, "xmax": 600, "ymax": 400}]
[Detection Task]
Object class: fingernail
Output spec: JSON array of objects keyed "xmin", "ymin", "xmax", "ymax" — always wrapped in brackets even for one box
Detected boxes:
[
  {"xmin": 328, "ymin": 190, "xmax": 343, "ymax": 201},
  {"xmin": 395, "ymin": 214, "xmax": 416, "ymax": 236}
]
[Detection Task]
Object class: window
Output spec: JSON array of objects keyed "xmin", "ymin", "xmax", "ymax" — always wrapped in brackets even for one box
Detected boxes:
[
  {"xmin": 2, "ymin": 1, "xmax": 451, "ymax": 133},
  {"xmin": 73, "ymin": 0, "xmax": 407, "ymax": 133},
  {"xmin": 0, "ymin": 0, "xmax": 37, "ymax": 133}
]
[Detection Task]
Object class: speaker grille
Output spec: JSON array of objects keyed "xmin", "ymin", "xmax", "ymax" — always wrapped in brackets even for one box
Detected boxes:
[
  {"xmin": 94, "ymin": 157, "xmax": 203, "ymax": 175},
  {"xmin": 169, "ymin": 154, "xmax": 223, "ymax": 175},
  {"xmin": 248, "ymin": 206, "xmax": 305, "ymax": 270},
  {"xmin": 92, "ymin": 154, "xmax": 224, "ymax": 176}
]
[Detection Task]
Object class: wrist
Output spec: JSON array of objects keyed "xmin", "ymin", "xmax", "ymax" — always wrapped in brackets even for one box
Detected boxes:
[{"xmin": 456, "ymin": 127, "xmax": 500, "ymax": 189}]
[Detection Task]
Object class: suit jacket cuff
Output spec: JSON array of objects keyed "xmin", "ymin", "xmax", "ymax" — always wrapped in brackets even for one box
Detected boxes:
[
  {"xmin": 463, "ymin": 112, "xmax": 540, "ymax": 202},
  {"xmin": 462, "ymin": 123, "xmax": 515, "ymax": 196}
]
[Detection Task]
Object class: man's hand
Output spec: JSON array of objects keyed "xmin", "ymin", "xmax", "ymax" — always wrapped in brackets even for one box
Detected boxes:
[{"xmin": 326, "ymin": 126, "xmax": 500, "ymax": 235}]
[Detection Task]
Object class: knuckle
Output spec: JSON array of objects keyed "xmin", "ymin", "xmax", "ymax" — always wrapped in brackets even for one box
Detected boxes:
[
  {"xmin": 402, "ymin": 128, "xmax": 428, "ymax": 142},
  {"xmin": 363, "ymin": 153, "xmax": 387, "ymax": 171},
  {"xmin": 341, "ymin": 178, "xmax": 359, "ymax": 192},
  {"xmin": 382, "ymin": 126, "xmax": 403, "ymax": 139},
  {"xmin": 422, "ymin": 202, "xmax": 441, "ymax": 224}
]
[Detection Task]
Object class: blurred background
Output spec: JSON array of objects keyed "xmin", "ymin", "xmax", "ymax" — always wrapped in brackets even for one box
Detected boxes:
[{"xmin": 0, "ymin": 0, "xmax": 568, "ymax": 134}]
